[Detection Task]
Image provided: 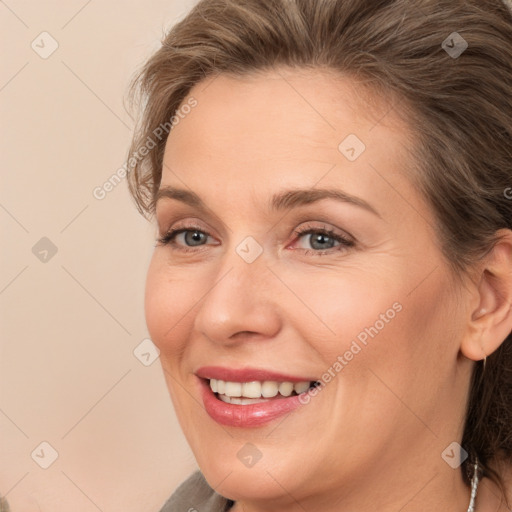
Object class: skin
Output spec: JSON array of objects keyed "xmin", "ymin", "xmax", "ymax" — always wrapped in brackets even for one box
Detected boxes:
[{"xmin": 145, "ymin": 68, "xmax": 512, "ymax": 512}]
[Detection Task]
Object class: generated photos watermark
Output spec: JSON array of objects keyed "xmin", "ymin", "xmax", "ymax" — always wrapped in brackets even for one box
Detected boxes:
[
  {"xmin": 298, "ymin": 301, "xmax": 403, "ymax": 404},
  {"xmin": 93, "ymin": 97, "xmax": 198, "ymax": 200}
]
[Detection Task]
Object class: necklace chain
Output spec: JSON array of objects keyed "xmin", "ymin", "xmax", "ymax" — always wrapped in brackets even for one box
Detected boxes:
[{"xmin": 466, "ymin": 460, "xmax": 480, "ymax": 512}]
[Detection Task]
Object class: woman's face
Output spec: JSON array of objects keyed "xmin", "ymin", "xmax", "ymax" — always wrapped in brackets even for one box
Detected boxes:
[{"xmin": 145, "ymin": 69, "xmax": 473, "ymax": 507}]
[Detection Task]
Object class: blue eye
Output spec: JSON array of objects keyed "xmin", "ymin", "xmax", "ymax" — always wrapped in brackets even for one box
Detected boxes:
[
  {"xmin": 292, "ymin": 227, "xmax": 354, "ymax": 255},
  {"xmin": 176, "ymin": 230, "xmax": 208, "ymax": 246},
  {"xmin": 156, "ymin": 224, "xmax": 355, "ymax": 256},
  {"xmin": 156, "ymin": 227, "xmax": 213, "ymax": 250}
]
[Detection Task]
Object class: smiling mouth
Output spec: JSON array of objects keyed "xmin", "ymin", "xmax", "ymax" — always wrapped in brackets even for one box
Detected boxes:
[{"xmin": 209, "ymin": 378, "xmax": 320, "ymax": 405}]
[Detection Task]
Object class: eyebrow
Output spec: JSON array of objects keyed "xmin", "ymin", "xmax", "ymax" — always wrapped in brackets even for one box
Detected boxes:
[{"xmin": 155, "ymin": 186, "xmax": 381, "ymax": 218}]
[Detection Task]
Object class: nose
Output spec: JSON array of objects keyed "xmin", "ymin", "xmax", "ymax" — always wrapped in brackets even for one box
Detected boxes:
[{"xmin": 193, "ymin": 247, "xmax": 282, "ymax": 346}]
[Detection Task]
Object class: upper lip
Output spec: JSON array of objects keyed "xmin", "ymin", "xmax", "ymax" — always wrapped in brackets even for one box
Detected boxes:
[{"xmin": 195, "ymin": 366, "xmax": 317, "ymax": 383}]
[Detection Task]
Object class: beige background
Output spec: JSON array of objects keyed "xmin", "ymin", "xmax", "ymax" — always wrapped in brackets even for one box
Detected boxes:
[{"xmin": 0, "ymin": 1, "xmax": 200, "ymax": 510}]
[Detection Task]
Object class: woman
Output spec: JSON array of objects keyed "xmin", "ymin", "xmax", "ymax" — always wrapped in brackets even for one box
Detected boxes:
[{"xmin": 127, "ymin": 0, "xmax": 512, "ymax": 510}]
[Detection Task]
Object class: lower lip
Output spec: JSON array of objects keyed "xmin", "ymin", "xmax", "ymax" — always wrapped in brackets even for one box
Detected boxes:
[{"xmin": 199, "ymin": 378, "xmax": 307, "ymax": 427}]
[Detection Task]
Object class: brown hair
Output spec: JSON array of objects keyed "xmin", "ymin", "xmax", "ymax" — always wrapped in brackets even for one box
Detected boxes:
[{"xmin": 127, "ymin": 0, "xmax": 512, "ymax": 501}]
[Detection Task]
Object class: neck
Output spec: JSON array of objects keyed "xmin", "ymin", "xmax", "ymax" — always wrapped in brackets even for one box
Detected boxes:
[{"xmin": 229, "ymin": 463, "xmax": 472, "ymax": 512}]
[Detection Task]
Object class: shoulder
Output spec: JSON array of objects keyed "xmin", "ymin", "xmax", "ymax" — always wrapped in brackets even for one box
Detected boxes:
[
  {"xmin": 158, "ymin": 471, "xmax": 232, "ymax": 512},
  {"xmin": 0, "ymin": 495, "xmax": 10, "ymax": 512}
]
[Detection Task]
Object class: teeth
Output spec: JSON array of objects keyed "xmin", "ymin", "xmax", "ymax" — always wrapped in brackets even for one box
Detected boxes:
[
  {"xmin": 224, "ymin": 381, "xmax": 242, "ymax": 397},
  {"xmin": 261, "ymin": 381, "xmax": 279, "ymax": 398},
  {"xmin": 219, "ymin": 395, "xmax": 270, "ymax": 405},
  {"xmin": 279, "ymin": 382, "xmax": 294, "ymax": 397},
  {"xmin": 209, "ymin": 379, "xmax": 313, "ymax": 399},
  {"xmin": 293, "ymin": 381, "xmax": 310, "ymax": 394},
  {"xmin": 218, "ymin": 393, "xmax": 231, "ymax": 404},
  {"xmin": 242, "ymin": 381, "xmax": 261, "ymax": 398}
]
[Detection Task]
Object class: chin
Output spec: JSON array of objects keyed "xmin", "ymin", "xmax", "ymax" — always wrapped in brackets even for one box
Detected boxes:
[{"xmin": 202, "ymin": 463, "xmax": 299, "ymax": 503}]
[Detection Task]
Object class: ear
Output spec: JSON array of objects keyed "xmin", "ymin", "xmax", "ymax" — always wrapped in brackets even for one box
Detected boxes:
[{"xmin": 460, "ymin": 229, "xmax": 512, "ymax": 362}]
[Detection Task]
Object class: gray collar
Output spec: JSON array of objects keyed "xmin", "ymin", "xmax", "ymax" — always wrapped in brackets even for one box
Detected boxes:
[{"xmin": 159, "ymin": 471, "xmax": 233, "ymax": 512}]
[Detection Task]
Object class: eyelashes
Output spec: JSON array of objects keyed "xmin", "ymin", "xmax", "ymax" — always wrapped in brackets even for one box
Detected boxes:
[
  {"xmin": 156, "ymin": 222, "xmax": 355, "ymax": 256},
  {"xmin": 156, "ymin": 225, "xmax": 214, "ymax": 251},
  {"xmin": 290, "ymin": 226, "xmax": 354, "ymax": 255}
]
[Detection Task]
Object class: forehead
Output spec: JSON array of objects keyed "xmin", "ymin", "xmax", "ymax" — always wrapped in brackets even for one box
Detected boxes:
[
  {"xmin": 165, "ymin": 68, "xmax": 403, "ymax": 162},
  {"xmin": 160, "ymin": 68, "xmax": 422, "ymax": 222}
]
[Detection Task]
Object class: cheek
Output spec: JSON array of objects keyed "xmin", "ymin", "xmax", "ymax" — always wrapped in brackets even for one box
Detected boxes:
[
  {"xmin": 286, "ymin": 260, "xmax": 451, "ymax": 393},
  {"xmin": 275, "ymin": 263, "xmax": 405, "ymax": 363},
  {"xmin": 345, "ymin": 266, "xmax": 459, "ymax": 404},
  {"xmin": 144, "ymin": 256, "xmax": 202, "ymax": 356}
]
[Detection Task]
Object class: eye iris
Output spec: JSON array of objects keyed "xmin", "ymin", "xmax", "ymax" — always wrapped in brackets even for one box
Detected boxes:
[
  {"xmin": 310, "ymin": 233, "xmax": 335, "ymax": 250},
  {"xmin": 185, "ymin": 230, "xmax": 206, "ymax": 246}
]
